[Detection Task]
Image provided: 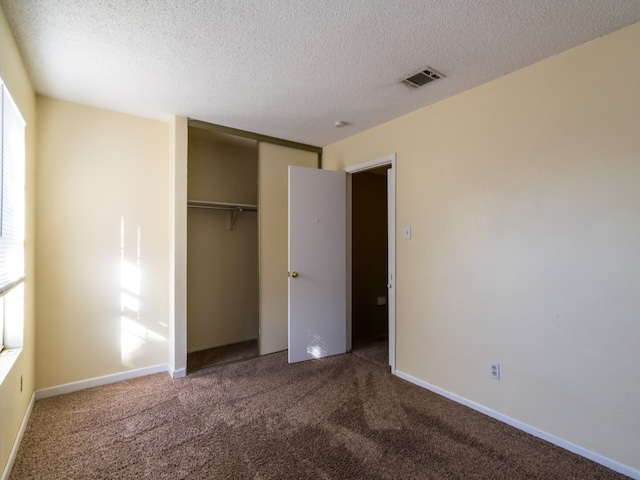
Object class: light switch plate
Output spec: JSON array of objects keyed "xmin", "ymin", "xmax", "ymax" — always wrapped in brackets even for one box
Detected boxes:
[{"xmin": 404, "ymin": 225, "xmax": 412, "ymax": 240}]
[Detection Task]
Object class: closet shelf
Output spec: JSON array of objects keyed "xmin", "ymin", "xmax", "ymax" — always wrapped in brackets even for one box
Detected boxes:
[{"xmin": 187, "ymin": 200, "xmax": 257, "ymax": 231}]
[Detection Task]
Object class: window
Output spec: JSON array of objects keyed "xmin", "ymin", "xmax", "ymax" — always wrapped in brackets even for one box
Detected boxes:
[{"xmin": 0, "ymin": 78, "xmax": 26, "ymax": 352}]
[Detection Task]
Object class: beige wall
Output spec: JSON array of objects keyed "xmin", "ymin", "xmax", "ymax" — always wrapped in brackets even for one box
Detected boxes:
[
  {"xmin": 188, "ymin": 130, "xmax": 258, "ymax": 203},
  {"xmin": 187, "ymin": 129, "xmax": 258, "ymax": 352},
  {"xmin": 258, "ymin": 143, "xmax": 318, "ymax": 355},
  {"xmin": 35, "ymin": 97, "xmax": 171, "ymax": 389},
  {"xmin": 0, "ymin": 6, "xmax": 36, "ymax": 477},
  {"xmin": 323, "ymin": 22, "xmax": 640, "ymax": 470}
]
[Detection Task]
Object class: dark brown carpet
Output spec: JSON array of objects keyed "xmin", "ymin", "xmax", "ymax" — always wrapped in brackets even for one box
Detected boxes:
[
  {"xmin": 10, "ymin": 352, "xmax": 629, "ymax": 479},
  {"xmin": 351, "ymin": 335, "xmax": 389, "ymax": 368},
  {"xmin": 187, "ymin": 339, "xmax": 258, "ymax": 373}
]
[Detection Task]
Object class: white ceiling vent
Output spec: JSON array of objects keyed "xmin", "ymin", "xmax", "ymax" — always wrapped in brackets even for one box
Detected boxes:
[{"xmin": 402, "ymin": 67, "xmax": 445, "ymax": 88}]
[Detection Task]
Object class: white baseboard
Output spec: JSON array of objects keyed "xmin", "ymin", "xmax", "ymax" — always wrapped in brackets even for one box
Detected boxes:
[
  {"xmin": 394, "ymin": 370, "xmax": 640, "ymax": 480},
  {"xmin": 35, "ymin": 364, "xmax": 170, "ymax": 400},
  {"xmin": 170, "ymin": 367, "xmax": 186, "ymax": 379},
  {"xmin": 1, "ymin": 392, "xmax": 35, "ymax": 480}
]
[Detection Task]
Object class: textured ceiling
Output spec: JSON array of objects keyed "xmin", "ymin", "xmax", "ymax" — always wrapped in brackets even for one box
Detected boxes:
[{"xmin": 2, "ymin": 1, "xmax": 640, "ymax": 147}]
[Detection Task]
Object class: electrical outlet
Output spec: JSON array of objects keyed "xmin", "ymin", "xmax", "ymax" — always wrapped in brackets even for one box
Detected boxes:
[{"xmin": 489, "ymin": 362, "xmax": 500, "ymax": 380}]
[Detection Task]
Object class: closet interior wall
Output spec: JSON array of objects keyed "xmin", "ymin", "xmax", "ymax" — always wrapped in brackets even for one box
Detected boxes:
[{"xmin": 187, "ymin": 127, "xmax": 259, "ymax": 353}]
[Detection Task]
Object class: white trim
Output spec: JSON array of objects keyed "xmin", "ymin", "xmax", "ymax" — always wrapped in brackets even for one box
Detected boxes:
[
  {"xmin": 395, "ymin": 369, "xmax": 640, "ymax": 480},
  {"xmin": 35, "ymin": 364, "xmax": 170, "ymax": 400},
  {"xmin": 344, "ymin": 154, "xmax": 396, "ymax": 174},
  {"xmin": 344, "ymin": 153, "xmax": 397, "ymax": 372},
  {"xmin": 1, "ymin": 392, "xmax": 34, "ymax": 480},
  {"xmin": 169, "ymin": 115, "xmax": 189, "ymax": 379},
  {"xmin": 170, "ymin": 367, "xmax": 186, "ymax": 379}
]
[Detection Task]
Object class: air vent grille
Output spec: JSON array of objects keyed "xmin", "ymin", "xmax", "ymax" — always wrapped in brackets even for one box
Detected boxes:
[{"xmin": 402, "ymin": 67, "xmax": 445, "ymax": 88}]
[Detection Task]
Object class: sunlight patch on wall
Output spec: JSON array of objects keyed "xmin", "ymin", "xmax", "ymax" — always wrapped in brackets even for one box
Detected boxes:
[
  {"xmin": 121, "ymin": 260, "xmax": 140, "ymax": 296},
  {"xmin": 120, "ymin": 217, "xmax": 165, "ymax": 367}
]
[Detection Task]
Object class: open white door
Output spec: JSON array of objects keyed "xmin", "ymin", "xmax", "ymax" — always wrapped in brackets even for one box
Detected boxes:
[
  {"xmin": 387, "ymin": 166, "xmax": 396, "ymax": 372},
  {"xmin": 288, "ymin": 166, "xmax": 346, "ymax": 363}
]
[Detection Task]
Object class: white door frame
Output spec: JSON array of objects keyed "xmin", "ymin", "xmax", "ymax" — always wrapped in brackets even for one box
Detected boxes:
[{"xmin": 344, "ymin": 154, "xmax": 396, "ymax": 373}]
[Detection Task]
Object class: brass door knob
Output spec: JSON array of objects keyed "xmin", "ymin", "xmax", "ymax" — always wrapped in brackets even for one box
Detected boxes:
[{"xmin": 291, "ymin": 271, "xmax": 299, "ymax": 278}]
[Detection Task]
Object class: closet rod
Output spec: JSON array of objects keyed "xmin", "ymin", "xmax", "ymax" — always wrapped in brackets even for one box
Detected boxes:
[
  {"xmin": 187, "ymin": 200, "xmax": 257, "ymax": 212},
  {"xmin": 187, "ymin": 200, "xmax": 257, "ymax": 231}
]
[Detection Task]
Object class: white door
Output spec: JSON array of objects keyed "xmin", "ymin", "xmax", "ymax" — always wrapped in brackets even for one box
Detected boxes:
[
  {"xmin": 288, "ymin": 166, "xmax": 346, "ymax": 363},
  {"xmin": 387, "ymin": 167, "xmax": 396, "ymax": 371}
]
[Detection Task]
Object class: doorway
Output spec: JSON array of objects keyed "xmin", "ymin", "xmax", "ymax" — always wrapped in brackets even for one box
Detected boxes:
[
  {"xmin": 345, "ymin": 154, "xmax": 396, "ymax": 372},
  {"xmin": 350, "ymin": 166, "xmax": 390, "ymax": 367}
]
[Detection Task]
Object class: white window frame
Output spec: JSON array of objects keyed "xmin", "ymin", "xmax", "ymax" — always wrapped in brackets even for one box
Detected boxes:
[{"xmin": 0, "ymin": 78, "xmax": 26, "ymax": 353}]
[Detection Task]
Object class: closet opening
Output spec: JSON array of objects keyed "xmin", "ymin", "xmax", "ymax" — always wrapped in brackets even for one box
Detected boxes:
[
  {"xmin": 186, "ymin": 127, "xmax": 259, "ymax": 372},
  {"xmin": 350, "ymin": 165, "xmax": 391, "ymax": 368}
]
